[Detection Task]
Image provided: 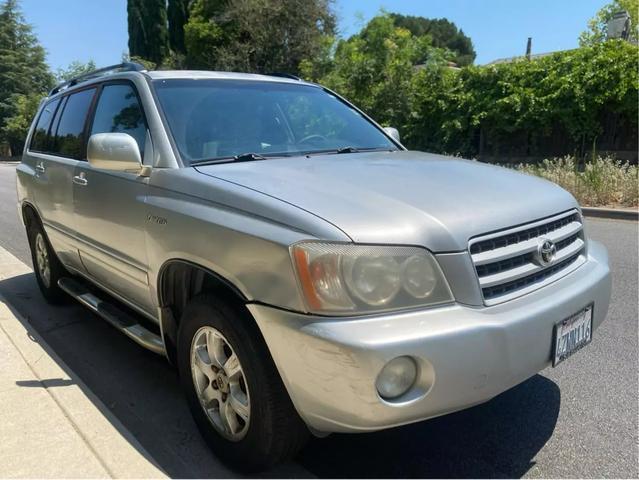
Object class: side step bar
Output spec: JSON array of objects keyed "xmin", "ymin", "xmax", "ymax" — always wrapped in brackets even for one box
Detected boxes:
[{"xmin": 58, "ymin": 277, "xmax": 165, "ymax": 356}]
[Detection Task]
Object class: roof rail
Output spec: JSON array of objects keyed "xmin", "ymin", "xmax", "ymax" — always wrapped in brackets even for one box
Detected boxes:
[
  {"xmin": 266, "ymin": 72, "xmax": 301, "ymax": 81},
  {"xmin": 49, "ymin": 62, "xmax": 146, "ymax": 96}
]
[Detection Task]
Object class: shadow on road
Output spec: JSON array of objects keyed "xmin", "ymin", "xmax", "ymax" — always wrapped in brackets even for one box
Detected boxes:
[
  {"xmin": 0, "ymin": 271, "xmax": 561, "ymax": 478},
  {"xmin": 298, "ymin": 374, "xmax": 560, "ymax": 478},
  {"xmin": 16, "ymin": 378, "xmax": 76, "ymax": 387}
]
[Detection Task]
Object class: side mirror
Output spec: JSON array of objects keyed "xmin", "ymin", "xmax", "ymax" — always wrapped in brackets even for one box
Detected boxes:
[
  {"xmin": 383, "ymin": 127, "xmax": 401, "ymax": 143},
  {"xmin": 87, "ymin": 133, "xmax": 144, "ymax": 173}
]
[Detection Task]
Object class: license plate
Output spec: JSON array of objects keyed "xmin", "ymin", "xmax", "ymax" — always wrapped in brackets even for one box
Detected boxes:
[{"xmin": 553, "ymin": 305, "xmax": 593, "ymax": 366}]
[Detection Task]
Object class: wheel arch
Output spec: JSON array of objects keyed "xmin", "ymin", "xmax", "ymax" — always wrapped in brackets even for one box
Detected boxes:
[
  {"xmin": 21, "ymin": 201, "xmax": 41, "ymax": 228},
  {"xmin": 157, "ymin": 259, "xmax": 249, "ymax": 364}
]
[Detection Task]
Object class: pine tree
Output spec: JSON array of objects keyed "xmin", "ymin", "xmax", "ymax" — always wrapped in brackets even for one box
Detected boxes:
[
  {"xmin": 0, "ymin": 0, "xmax": 53, "ymax": 154},
  {"xmin": 168, "ymin": 0, "xmax": 190, "ymax": 54},
  {"xmin": 127, "ymin": 0, "xmax": 169, "ymax": 64}
]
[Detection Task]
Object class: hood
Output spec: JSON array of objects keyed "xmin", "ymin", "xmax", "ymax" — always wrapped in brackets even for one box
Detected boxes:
[{"xmin": 195, "ymin": 151, "xmax": 578, "ymax": 252}]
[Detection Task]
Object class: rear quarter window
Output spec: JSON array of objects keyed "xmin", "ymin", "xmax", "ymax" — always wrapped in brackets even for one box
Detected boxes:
[{"xmin": 29, "ymin": 98, "xmax": 60, "ymax": 152}]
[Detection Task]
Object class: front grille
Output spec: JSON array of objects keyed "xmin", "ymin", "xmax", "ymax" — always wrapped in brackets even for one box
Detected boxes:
[{"xmin": 469, "ymin": 210, "xmax": 586, "ymax": 305}]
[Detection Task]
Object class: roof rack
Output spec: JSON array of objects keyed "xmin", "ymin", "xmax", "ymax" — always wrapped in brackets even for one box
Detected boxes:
[
  {"xmin": 266, "ymin": 72, "xmax": 301, "ymax": 81},
  {"xmin": 49, "ymin": 62, "xmax": 146, "ymax": 96}
]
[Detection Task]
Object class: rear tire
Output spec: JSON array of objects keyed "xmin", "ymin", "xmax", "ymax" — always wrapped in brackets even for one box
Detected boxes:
[
  {"xmin": 177, "ymin": 293, "xmax": 308, "ymax": 472},
  {"xmin": 26, "ymin": 218, "xmax": 68, "ymax": 304}
]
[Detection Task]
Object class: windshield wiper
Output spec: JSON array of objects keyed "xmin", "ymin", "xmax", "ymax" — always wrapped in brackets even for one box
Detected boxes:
[
  {"xmin": 233, "ymin": 152, "xmax": 267, "ymax": 162},
  {"xmin": 336, "ymin": 146, "xmax": 359, "ymax": 154},
  {"xmin": 303, "ymin": 146, "xmax": 396, "ymax": 157},
  {"xmin": 191, "ymin": 152, "xmax": 268, "ymax": 166}
]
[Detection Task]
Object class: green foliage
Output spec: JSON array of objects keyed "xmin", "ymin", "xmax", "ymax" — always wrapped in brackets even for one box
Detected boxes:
[
  {"xmin": 390, "ymin": 13, "xmax": 476, "ymax": 66},
  {"xmin": 319, "ymin": 11, "xmax": 637, "ymax": 160},
  {"xmin": 402, "ymin": 41, "xmax": 639, "ymax": 157},
  {"xmin": 405, "ymin": 66, "xmax": 468, "ymax": 154},
  {"xmin": 0, "ymin": 0, "xmax": 53, "ymax": 154},
  {"xmin": 0, "ymin": 91, "xmax": 41, "ymax": 155},
  {"xmin": 126, "ymin": 54, "xmax": 158, "ymax": 70},
  {"xmin": 55, "ymin": 59, "xmax": 97, "ymax": 82},
  {"xmin": 579, "ymin": 0, "xmax": 638, "ymax": 45},
  {"xmin": 317, "ymin": 14, "xmax": 450, "ymax": 131},
  {"xmin": 127, "ymin": 0, "xmax": 169, "ymax": 64},
  {"xmin": 516, "ymin": 156, "xmax": 638, "ymax": 206},
  {"xmin": 184, "ymin": 0, "xmax": 336, "ymax": 74}
]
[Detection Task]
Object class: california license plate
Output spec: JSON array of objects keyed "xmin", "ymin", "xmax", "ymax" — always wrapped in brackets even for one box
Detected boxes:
[{"xmin": 553, "ymin": 305, "xmax": 593, "ymax": 366}]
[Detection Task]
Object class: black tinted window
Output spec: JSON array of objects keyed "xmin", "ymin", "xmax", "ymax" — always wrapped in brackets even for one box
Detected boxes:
[
  {"xmin": 52, "ymin": 88, "xmax": 95, "ymax": 159},
  {"xmin": 90, "ymin": 84, "xmax": 146, "ymax": 155},
  {"xmin": 30, "ymin": 98, "xmax": 60, "ymax": 152}
]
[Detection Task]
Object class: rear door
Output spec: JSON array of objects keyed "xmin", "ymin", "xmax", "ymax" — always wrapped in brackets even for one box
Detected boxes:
[
  {"xmin": 72, "ymin": 81, "xmax": 154, "ymax": 316},
  {"xmin": 26, "ymin": 88, "xmax": 96, "ymax": 271}
]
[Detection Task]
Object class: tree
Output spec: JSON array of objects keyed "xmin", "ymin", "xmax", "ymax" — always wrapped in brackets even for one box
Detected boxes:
[
  {"xmin": 127, "ymin": 0, "xmax": 169, "ymax": 64},
  {"xmin": 168, "ymin": 0, "xmax": 191, "ymax": 54},
  {"xmin": 55, "ymin": 59, "xmax": 97, "ymax": 82},
  {"xmin": 579, "ymin": 0, "xmax": 638, "ymax": 45},
  {"xmin": 0, "ymin": 0, "xmax": 53, "ymax": 154},
  {"xmin": 1, "ymin": 92, "xmax": 41, "ymax": 154},
  {"xmin": 319, "ymin": 14, "xmax": 450, "ymax": 131},
  {"xmin": 184, "ymin": 0, "xmax": 336, "ymax": 74},
  {"xmin": 390, "ymin": 14, "xmax": 476, "ymax": 66}
]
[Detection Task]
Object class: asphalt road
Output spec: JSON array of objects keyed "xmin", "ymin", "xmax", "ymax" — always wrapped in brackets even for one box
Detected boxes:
[{"xmin": 0, "ymin": 162, "xmax": 637, "ymax": 478}]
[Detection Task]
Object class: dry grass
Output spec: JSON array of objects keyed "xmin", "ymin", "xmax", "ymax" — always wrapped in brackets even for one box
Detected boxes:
[{"xmin": 515, "ymin": 156, "xmax": 638, "ymax": 207}]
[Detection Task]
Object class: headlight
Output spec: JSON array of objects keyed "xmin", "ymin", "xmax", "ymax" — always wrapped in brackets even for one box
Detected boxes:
[
  {"xmin": 290, "ymin": 242, "xmax": 453, "ymax": 314},
  {"xmin": 342, "ymin": 255, "xmax": 401, "ymax": 306}
]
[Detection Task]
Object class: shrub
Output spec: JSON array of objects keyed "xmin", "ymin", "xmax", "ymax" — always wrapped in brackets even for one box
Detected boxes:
[{"xmin": 515, "ymin": 156, "xmax": 638, "ymax": 207}]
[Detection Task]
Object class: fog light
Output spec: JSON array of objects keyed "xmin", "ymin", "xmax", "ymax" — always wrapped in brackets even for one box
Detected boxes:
[{"xmin": 375, "ymin": 356, "xmax": 417, "ymax": 399}]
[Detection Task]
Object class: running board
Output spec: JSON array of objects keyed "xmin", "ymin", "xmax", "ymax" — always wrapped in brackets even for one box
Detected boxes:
[{"xmin": 57, "ymin": 277, "xmax": 165, "ymax": 355}]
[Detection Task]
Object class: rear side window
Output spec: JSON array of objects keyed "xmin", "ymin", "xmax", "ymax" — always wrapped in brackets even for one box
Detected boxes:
[
  {"xmin": 30, "ymin": 98, "xmax": 60, "ymax": 152},
  {"xmin": 51, "ymin": 88, "xmax": 96, "ymax": 159},
  {"xmin": 90, "ymin": 84, "xmax": 146, "ymax": 155}
]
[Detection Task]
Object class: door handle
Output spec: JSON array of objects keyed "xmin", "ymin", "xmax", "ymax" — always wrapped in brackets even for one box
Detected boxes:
[
  {"xmin": 73, "ymin": 173, "xmax": 88, "ymax": 186},
  {"xmin": 35, "ymin": 162, "xmax": 45, "ymax": 173}
]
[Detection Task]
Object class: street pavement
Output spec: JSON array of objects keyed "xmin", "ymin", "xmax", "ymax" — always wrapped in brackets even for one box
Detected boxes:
[
  {"xmin": 0, "ymin": 246, "xmax": 166, "ymax": 478},
  {"xmin": 0, "ymin": 162, "xmax": 637, "ymax": 478}
]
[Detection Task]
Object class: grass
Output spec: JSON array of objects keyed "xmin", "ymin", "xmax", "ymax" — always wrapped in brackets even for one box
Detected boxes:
[{"xmin": 514, "ymin": 156, "xmax": 638, "ymax": 208}]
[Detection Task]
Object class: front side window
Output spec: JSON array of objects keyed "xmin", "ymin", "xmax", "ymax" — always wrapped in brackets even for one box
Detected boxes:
[
  {"xmin": 30, "ymin": 98, "xmax": 60, "ymax": 152},
  {"xmin": 90, "ymin": 84, "xmax": 146, "ymax": 155},
  {"xmin": 52, "ymin": 88, "xmax": 96, "ymax": 159},
  {"xmin": 153, "ymin": 79, "xmax": 396, "ymax": 165}
]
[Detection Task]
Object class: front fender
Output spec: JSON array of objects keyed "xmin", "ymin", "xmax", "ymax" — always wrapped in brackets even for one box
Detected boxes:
[{"xmin": 144, "ymin": 169, "xmax": 350, "ymax": 311}]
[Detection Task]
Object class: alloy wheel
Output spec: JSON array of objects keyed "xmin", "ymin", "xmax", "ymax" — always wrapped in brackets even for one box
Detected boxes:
[
  {"xmin": 34, "ymin": 232, "xmax": 51, "ymax": 288},
  {"xmin": 190, "ymin": 326, "xmax": 251, "ymax": 441}
]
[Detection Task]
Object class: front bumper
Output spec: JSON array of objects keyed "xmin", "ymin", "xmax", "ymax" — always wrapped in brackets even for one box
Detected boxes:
[{"xmin": 248, "ymin": 241, "xmax": 611, "ymax": 433}]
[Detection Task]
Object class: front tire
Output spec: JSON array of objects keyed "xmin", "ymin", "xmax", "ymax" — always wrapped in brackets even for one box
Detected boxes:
[
  {"xmin": 177, "ymin": 294, "xmax": 308, "ymax": 472},
  {"xmin": 26, "ymin": 219, "xmax": 68, "ymax": 304}
]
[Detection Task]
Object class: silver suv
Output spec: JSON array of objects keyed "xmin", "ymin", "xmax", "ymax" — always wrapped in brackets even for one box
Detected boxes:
[{"xmin": 16, "ymin": 63, "xmax": 611, "ymax": 471}]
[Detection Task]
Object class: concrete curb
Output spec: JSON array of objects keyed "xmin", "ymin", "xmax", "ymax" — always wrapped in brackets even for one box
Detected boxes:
[
  {"xmin": 582, "ymin": 207, "xmax": 638, "ymax": 221},
  {"xmin": 0, "ymin": 246, "xmax": 167, "ymax": 479}
]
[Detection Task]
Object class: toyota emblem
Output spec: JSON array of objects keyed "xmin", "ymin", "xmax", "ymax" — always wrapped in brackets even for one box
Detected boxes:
[{"xmin": 537, "ymin": 239, "xmax": 557, "ymax": 266}]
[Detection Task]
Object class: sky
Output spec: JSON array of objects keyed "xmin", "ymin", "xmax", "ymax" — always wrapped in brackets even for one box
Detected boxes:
[{"xmin": 20, "ymin": 0, "xmax": 609, "ymax": 72}]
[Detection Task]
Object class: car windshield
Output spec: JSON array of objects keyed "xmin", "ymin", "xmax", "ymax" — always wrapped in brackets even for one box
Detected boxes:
[{"xmin": 153, "ymin": 79, "xmax": 397, "ymax": 165}]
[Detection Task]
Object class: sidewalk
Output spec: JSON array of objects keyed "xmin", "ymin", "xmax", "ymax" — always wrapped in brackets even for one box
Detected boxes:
[
  {"xmin": 0, "ymin": 247, "xmax": 166, "ymax": 478},
  {"xmin": 581, "ymin": 206, "xmax": 638, "ymax": 221}
]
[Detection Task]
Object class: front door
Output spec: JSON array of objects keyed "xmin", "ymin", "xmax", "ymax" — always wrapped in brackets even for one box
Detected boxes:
[{"xmin": 72, "ymin": 82, "xmax": 154, "ymax": 316}]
